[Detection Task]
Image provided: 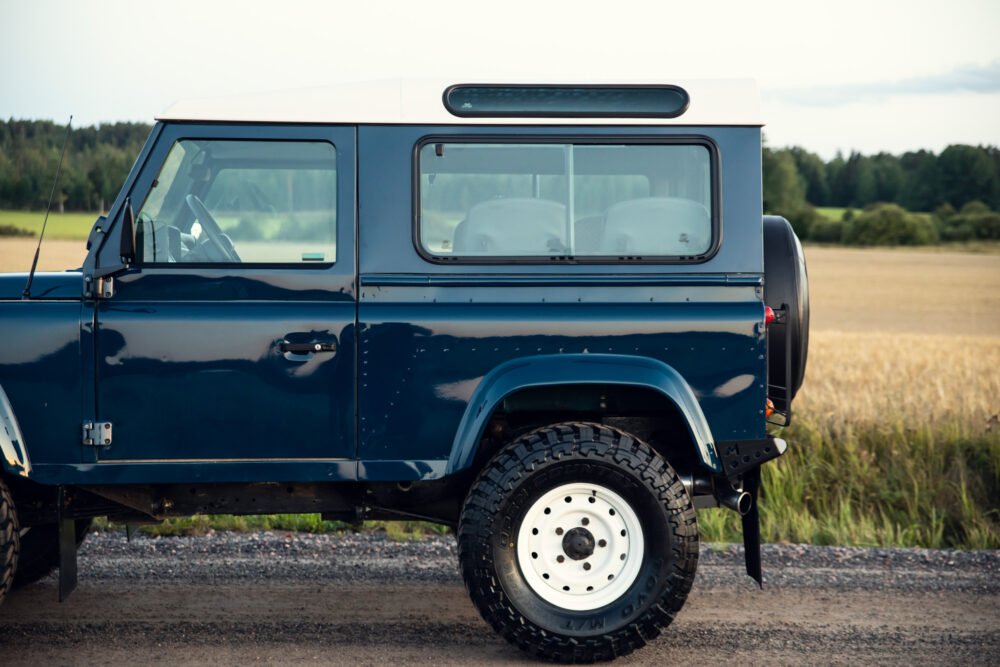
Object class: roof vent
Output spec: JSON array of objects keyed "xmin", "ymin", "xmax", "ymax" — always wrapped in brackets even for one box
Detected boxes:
[{"xmin": 443, "ymin": 84, "xmax": 689, "ymax": 119}]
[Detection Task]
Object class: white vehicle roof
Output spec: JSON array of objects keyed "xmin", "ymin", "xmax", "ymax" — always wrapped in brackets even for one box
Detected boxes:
[{"xmin": 158, "ymin": 78, "xmax": 762, "ymax": 126}]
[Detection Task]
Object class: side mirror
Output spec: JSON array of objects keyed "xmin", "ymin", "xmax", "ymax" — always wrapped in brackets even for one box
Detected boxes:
[{"xmin": 119, "ymin": 198, "xmax": 137, "ymax": 264}]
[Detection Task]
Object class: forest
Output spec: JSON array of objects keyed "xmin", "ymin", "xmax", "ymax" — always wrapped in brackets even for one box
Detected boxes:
[{"xmin": 1, "ymin": 119, "xmax": 998, "ymax": 245}]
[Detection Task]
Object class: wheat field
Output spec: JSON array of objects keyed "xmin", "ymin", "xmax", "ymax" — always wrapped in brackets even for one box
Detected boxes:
[
  {"xmin": 700, "ymin": 246, "xmax": 1000, "ymax": 548},
  {"xmin": 800, "ymin": 246, "xmax": 999, "ymax": 436}
]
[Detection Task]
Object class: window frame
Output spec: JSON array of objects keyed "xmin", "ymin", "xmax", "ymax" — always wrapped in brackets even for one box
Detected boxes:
[
  {"xmin": 412, "ymin": 134, "xmax": 722, "ymax": 265},
  {"xmin": 136, "ymin": 137, "xmax": 341, "ymax": 270}
]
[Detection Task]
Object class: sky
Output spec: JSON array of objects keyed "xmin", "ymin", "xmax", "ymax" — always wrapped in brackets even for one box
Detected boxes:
[{"xmin": 1, "ymin": 0, "xmax": 998, "ymax": 159}]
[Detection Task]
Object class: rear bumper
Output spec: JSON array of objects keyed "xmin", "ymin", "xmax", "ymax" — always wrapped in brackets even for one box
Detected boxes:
[{"xmin": 716, "ymin": 437, "xmax": 787, "ymax": 479}]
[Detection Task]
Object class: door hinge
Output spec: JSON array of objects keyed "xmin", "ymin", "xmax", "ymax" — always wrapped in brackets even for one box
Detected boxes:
[
  {"xmin": 82, "ymin": 421, "xmax": 112, "ymax": 446},
  {"xmin": 83, "ymin": 275, "xmax": 114, "ymax": 299}
]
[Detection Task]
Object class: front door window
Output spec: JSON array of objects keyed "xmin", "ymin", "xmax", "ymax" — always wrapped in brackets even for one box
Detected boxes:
[{"xmin": 137, "ymin": 139, "xmax": 337, "ymax": 265}]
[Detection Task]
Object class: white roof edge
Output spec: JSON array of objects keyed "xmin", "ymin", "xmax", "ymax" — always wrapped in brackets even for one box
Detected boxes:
[{"xmin": 157, "ymin": 78, "xmax": 762, "ymax": 126}]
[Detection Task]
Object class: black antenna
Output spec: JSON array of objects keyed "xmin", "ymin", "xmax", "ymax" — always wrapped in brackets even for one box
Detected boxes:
[{"xmin": 22, "ymin": 115, "xmax": 73, "ymax": 300}]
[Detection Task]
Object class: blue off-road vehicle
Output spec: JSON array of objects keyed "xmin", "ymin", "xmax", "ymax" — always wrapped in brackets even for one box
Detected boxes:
[{"xmin": 0, "ymin": 80, "xmax": 808, "ymax": 662}]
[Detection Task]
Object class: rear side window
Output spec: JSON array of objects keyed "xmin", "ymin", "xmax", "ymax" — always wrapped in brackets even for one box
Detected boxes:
[
  {"xmin": 417, "ymin": 141, "xmax": 714, "ymax": 261},
  {"xmin": 137, "ymin": 139, "xmax": 337, "ymax": 265}
]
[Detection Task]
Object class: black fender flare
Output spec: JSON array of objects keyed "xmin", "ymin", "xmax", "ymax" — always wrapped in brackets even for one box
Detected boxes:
[{"xmin": 445, "ymin": 353, "xmax": 720, "ymax": 475}]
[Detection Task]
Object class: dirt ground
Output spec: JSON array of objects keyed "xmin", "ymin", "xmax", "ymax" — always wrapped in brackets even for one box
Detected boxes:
[
  {"xmin": 804, "ymin": 245, "xmax": 1000, "ymax": 336},
  {"xmin": 0, "ymin": 238, "xmax": 86, "ymax": 273},
  {"xmin": 4, "ymin": 583, "xmax": 996, "ymax": 665},
  {"xmin": 0, "ymin": 533, "xmax": 996, "ymax": 665}
]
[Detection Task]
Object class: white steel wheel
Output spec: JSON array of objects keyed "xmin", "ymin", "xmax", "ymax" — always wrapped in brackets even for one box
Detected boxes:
[
  {"xmin": 516, "ymin": 482, "xmax": 644, "ymax": 611},
  {"xmin": 459, "ymin": 422, "xmax": 700, "ymax": 664}
]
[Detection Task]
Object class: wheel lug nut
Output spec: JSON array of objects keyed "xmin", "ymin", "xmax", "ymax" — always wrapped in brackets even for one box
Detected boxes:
[
  {"xmin": 581, "ymin": 517, "xmax": 589, "ymax": 526},
  {"xmin": 598, "ymin": 539, "xmax": 607, "ymax": 547},
  {"xmin": 583, "ymin": 562, "xmax": 591, "ymax": 571},
  {"xmin": 557, "ymin": 555, "xmax": 565, "ymax": 563},
  {"xmin": 555, "ymin": 527, "xmax": 564, "ymax": 535}
]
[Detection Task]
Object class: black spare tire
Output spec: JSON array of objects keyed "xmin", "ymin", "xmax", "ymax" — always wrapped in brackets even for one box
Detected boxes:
[{"xmin": 763, "ymin": 215, "xmax": 809, "ymax": 404}]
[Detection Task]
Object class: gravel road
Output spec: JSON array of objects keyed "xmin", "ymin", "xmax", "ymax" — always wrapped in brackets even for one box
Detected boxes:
[{"xmin": 0, "ymin": 531, "xmax": 997, "ymax": 665}]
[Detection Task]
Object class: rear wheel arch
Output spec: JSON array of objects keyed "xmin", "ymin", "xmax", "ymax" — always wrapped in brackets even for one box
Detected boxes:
[
  {"xmin": 445, "ymin": 354, "xmax": 720, "ymax": 478},
  {"xmin": 469, "ymin": 383, "xmax": 707, "ymax": 479}
]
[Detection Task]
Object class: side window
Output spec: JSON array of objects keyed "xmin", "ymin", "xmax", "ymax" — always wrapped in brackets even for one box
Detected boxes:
[
  {"xmin": 418, "ymin": 142, "xmax": 713, "ymax": 260},
  {"xmin": 137, "ymin": 140, "xmax": 337, "ymax": 265}
]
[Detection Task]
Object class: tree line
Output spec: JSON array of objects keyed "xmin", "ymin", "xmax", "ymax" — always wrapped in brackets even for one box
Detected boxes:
[
  {"xmin": 764, "ymin": 141, "xmax": 1000, "ymax": 243},
  {"xmin": 1, "ymin": 119, "xmax": 998, "ymax": 244},
  {"xmin": 0, "ymin": 119, "xmax": 150, "ymax": 212}
]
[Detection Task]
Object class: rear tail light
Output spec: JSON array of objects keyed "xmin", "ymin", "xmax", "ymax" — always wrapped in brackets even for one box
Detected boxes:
[{"xmin": 764, "ymin": 305, "xmax": 776, "ymax": 326}]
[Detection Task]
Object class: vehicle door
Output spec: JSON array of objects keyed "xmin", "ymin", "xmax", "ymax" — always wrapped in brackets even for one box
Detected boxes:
[{"xmin": 93, "ymin": 124, "xmax": 357, "ymax": 480}]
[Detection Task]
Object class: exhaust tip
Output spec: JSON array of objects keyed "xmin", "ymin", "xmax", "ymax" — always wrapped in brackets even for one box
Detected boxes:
[
  {"xmin": 735, "ymin": 491, "xmax": 753, "ymax": 515},
  {"xmin": 718, "ymin": 488, "xmax": 753, "ymax": 516}
]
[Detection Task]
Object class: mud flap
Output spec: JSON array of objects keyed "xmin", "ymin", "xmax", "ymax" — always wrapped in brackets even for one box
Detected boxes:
[
  {"xmin": 57, "ymin": 487, "xmax": 77, "ymax": 602},
  {"xmin": 741, "ymin": 466, "xmax": 762, "ymax": 588}
]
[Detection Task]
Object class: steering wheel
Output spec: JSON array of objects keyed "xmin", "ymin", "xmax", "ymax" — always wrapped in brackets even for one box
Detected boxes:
[{"xmin": 184, "ymin": 194, "xmax": 241, "ymax": 262}]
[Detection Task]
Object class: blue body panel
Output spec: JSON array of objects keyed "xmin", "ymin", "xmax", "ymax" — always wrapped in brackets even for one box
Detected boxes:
[
  {"xmin": 0, "ymin": 121, "xmax": 766, "ymax": 486},
  {"xmin": 0, "ymin": 272, "xmax": 84, "ymax": 300},
  {"xmin": 0, "ymin": 288, "xmax": 85, "ymax": 471},
  {"xmin": 356, "ymin": 283, "xmax": 764, "ymax": 479},
  {"xmin": 355, "ymin": 125, "xmax": 765, "ymax": 480},
  {"xmin": 91, "ymin": 124, "xmax": 359, "ymax": 477}
]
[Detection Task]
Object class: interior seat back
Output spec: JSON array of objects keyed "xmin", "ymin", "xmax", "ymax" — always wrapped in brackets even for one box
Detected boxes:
[
  {"xmin": 454, "ymin": 198, "xmax": 567, "ymax": 255},
  {"xmin": 601, "ymin": 197, "xmax": 710, "ymax": 256}
]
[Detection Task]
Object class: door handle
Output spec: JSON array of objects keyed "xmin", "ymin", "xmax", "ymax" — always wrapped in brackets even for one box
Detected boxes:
[{"xmin": 280, "ymin": 341, "xmax": 337, "ymax": 354}]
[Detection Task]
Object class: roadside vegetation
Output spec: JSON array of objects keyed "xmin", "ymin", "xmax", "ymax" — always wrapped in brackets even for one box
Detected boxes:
[
  {"xmin": 95, "ymin": 515, "xmax": 449, "ymax": 541},
  {"xmin": 0, "ymin": 209, "xmax": 96, "ymax": 239},
  {"xmin": 701, "ymin": 332, "xmax": 1000, "ymax": 549}
]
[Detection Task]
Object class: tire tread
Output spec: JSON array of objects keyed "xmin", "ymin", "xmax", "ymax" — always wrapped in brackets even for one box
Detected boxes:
[
  {"xmin": 0, "ymin": 478, "xmax": 21, "ymax": 605},
  {"xmin": 458, "ymin": 422, "xmax": 699, "ymax": 663}
]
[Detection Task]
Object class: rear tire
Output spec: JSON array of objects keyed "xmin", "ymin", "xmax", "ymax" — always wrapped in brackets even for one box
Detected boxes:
[
  {"xmin": 458, "ymin": 422, "xmax": 698, "ymax": 663},
  {"xmin": 0, "ymin": 478, "xmax": 20, "ymax": 606}
]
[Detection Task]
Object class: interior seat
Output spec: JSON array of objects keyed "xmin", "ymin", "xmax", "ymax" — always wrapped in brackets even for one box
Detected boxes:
[
  {"xmin": 453, "ymin": 198, "xmax": 567, "ymax": 255},
  {"xmin": 600, "ymin": 197, "xmax": 710, "ymax": 256}
]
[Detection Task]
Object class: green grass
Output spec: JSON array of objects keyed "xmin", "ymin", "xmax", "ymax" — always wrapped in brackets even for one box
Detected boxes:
[
  {"xmin": 815, "ymin": 206, "xmax": 851, "ymax": 221},
  {"xmin": 94, "ymin": 516, "xmax": 451, "ymax": 541},
  {"xmin": 698, "ymin": 417, "xmax": 1000, "ymax": 549},
  {"xmin": 0, "ymin": 209, "xmax": 98, "ymax": 240}
]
